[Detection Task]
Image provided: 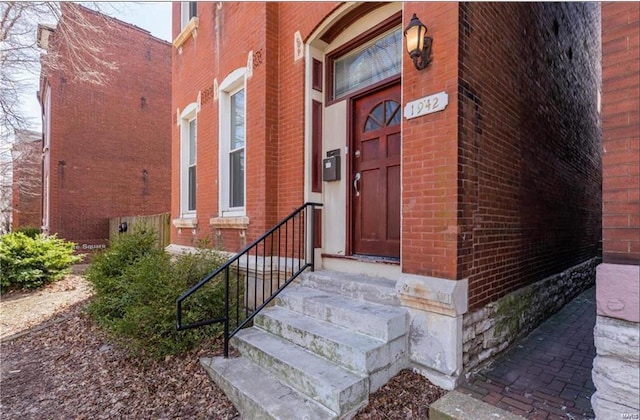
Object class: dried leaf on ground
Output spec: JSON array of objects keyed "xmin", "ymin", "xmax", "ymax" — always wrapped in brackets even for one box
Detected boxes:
[{"xmin": 1, "ymin": 275, "xmax": 446, "ymax": 419}]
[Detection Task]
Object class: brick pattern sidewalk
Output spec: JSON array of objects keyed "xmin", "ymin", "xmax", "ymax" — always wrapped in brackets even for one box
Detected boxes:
[{"xmin": 459, "ymin": 287, "xmax": 596, "ymax": 419}]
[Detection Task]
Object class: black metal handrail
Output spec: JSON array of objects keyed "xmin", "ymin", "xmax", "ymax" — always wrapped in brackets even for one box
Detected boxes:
[{"xmin": 176, "ymin": 202, "xmax": 322, "ymax": 357}]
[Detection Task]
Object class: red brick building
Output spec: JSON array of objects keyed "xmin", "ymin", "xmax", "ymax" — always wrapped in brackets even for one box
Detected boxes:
[
  {"xmin": 170, "ymin": 1, "xmax": 601, "ymax": 394},
  {"xmin": 592, "ymin": 3, "xmax": 639, "ymax": 417},
  {"xmin": 11, "ymin": 130, "xmax": 42, "ymax": 230},
  {"xmin": 38, "ymin": 4, "xmax": 172, "ymax": 249}
]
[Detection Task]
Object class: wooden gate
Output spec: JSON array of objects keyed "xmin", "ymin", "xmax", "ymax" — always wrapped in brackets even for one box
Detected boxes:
[{"xmin": 109, "ymin": 212, "xmax": 171, "ymax": 249}]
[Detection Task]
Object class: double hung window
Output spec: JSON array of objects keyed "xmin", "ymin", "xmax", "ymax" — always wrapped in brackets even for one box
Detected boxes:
[
  {"xmin": 187, "ymin": 118, "xmax": 197, "ymax": 211},
  {"xmin": 180, "ymin": 2, "xmax": 197, "ymax": 30},
  {"xmin": 229, "ymin": 89, "xmax": 245, "ymax": 209},
  {"xmin": 219, "ymin": 68, "xmax": 247, "ymax": 217},
  {"xmin": 180, "ymin": 103, "xmax": 197, "ymax": 217}
]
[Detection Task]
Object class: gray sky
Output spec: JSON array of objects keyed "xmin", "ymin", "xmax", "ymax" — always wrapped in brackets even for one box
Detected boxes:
[
  {"xmin": 21, "ymin": 1, "xmax": 173, "ymax": 133},
  {"xmin": 115, "ymin": 1, "xmax": 172, "ymax": 42}
]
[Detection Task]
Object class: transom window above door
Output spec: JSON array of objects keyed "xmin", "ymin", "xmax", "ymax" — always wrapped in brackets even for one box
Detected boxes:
[{"xmin": 332, "ymin": 27, "xmax": 402, "ymax": 100}]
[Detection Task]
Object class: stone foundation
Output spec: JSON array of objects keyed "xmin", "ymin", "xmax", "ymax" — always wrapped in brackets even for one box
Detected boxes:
[
  {"xmin": 396, "ymin": 273, "xmax": 468, "ymax": 390},
  {"xmin": 591, "ymin": 315, "xmax": 640, "ymax": 419},
  {"xmin": 462, "ymin": 258, "xmax": 598, "ymax": 371},
  {"xmin": 591, "ymin": 263, "xmax": 640, "ymax": 420}
]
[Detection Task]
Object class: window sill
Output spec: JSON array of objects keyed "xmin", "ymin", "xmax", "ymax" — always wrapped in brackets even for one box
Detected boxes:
[
  {"xmin": 173, "ymin": 217, "xmax": 197, "ymax": 229},
  {"xmin": 173, "ymin": 17, "xmax": 199, "ymax": 49},
  {"xmin": 210, "ymin": 216, "xmax": 250, "ymax": 230}
]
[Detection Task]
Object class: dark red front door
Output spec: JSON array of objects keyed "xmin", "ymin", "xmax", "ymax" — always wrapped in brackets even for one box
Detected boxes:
[{"xmin": 352, "ymin": 83, "xmax": 401, "ymax": 259}]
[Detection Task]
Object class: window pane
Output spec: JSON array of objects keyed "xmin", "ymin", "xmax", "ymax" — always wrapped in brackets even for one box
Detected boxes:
[
  {"xmin": 371, "ymin": 103, "xmax": 384, "ymax": 123},
  {"xmin": 385, "ymin": 101, "xmax": 397, "ymax": 124},
  {"xmin": 230, "ymin": 150, "xmax": 244, "ymax": 207},
  {"xmin": 181, "ymin": 2, "xmax": 189, "ymax": 28},
  {"xmin": 364, "ymin": 116, "xmax": 380, "ymax": 132},
  {"xmin": 334, "ymin": 28, "xmax": 401, "ymax": 99},
  {"xmin": 388, "ymin": 101, "xmax": 401, "ymax": 126},
  {"xmin": 189, "ymin": 119, "xmax": 196, "ymax": 165},
  {"xmin": 188, "ymin": 165, "xmax": 196, "ymax": 211},
  {"xmin": 230, "ymin": 89, "xmax": 245, "ymax": 150}
]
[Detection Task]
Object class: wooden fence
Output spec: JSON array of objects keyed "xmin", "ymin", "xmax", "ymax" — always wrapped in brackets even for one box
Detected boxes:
[{"xmin": 108, "ymin": 212, "xmax": 171, "ymax": 249}]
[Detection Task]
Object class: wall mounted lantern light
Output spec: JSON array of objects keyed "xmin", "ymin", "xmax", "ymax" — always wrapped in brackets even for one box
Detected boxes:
[{"xmin": 404, "ymin": 13, "xmax": 433, "ymax": 70}]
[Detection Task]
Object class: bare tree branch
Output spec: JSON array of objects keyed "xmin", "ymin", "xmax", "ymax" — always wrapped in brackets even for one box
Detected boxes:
[
  {"xmin": 0, "ymin": 2, "xmax": 126, "ymax": 139},
  {"xmin": 0, "ymin": 2, "xmax": 129, "ymax": 229}
]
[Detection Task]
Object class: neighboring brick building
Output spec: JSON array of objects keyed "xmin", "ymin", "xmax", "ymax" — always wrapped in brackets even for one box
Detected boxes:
[
  {"xmin": 592, "ymin": 3, "xmax": 639, "ymax": 417},
  {"xmin": 170, "ymin": 1, "xmax": 601, "ymax": 393},
  {"xmin": 38, "ymin": 4, "xmax": 171, "ymax": 250},
  {"xmin": 11, "ymin": 130, "xmax": 43, "ymax": 230}
]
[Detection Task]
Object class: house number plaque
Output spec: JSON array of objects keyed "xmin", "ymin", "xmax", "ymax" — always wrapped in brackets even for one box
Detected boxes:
[{"xmin": 404, "ymin": 91, "xmax": 448, "ymax": 120}]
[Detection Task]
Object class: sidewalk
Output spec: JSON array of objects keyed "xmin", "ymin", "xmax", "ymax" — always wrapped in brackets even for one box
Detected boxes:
[{"xmin": 458, "ymin": 287, "xmax": 596, "ymax": 419}]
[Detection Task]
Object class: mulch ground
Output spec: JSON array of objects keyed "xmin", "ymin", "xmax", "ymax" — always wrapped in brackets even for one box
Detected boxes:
[
  {"xmin": 1, "ymin": 301, "xmax": 238, "ymax": 419},
  {"xmin": 1, "ymin": 299, "xmax": 445, "ymax": 419}
]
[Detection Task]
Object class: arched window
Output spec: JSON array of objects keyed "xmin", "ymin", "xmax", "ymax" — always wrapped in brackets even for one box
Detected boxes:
[{"xmin": 364, "ymin": 100, "xmax": 401, "ymax": 132}]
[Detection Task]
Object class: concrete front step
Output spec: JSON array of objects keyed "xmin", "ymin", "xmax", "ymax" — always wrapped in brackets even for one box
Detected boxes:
[
  {"xmin": 255, "ymin": 306, "xmax": 388, "ymax": 374},
  {"xmin": 277, "ymin": 285, "xmax": 408, "ymax": 342},
  {"xmin": 231, "ymin": 327, "xmax": 369, "ymax": 415},
  {"xmin": 300, "ymin": 270, "xmax": 400, "ymax": 305},
  {"xmin": 202, "ymin": 271, "xmax": 411, "ymax": 419},
  {"xmin": 255, "ymin": 305, "xmax": 409, "ymax": 392},
  {"xmin": 201, "ymin": 356, "xmax": 338, "ymax": 420}
]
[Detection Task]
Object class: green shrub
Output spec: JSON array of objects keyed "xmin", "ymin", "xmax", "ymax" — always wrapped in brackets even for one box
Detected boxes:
[
  {"xmin": 87, "ymin": 223, "xmax": 158, "ymax": 282},
  {"xmin": 0, "ymin": 232, "xmax": 82, "ymax": 292},
  {"xmin": 87, "ymin": 225, "xmax": 237, "ymax": 358},
  {"xmin": 15, "ymin": 226, "xmax": 41, "ymax": 238}
]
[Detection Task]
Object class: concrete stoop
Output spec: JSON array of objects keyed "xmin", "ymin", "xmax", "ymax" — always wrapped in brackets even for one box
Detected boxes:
[
  {"xmin": 429, "ymin": 391, "xmax": 526, "ymax": 420},
  {"xmin": 201, "ymin": 271, "xmax": 410, "ymax": 419}
]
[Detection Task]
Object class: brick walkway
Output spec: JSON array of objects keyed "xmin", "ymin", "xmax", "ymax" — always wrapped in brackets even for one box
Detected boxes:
[{"xmin": 459, "ymin": 287, "xmax": 596, "ymax": 419}]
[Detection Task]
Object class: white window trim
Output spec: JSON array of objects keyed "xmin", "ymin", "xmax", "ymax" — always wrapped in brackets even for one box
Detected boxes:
[
  {"xmin": 180, "ymin": 2, "xmax": 196, "ymax": 30},
  {"xmin": 218, "ymin": 68, "xmax": 247, "ymax": 218},
  {"xmin": 42, "ymin": 174, "xmax": 50, "ymax": 232},
  {"xmin": 174, "ymin": 3, "xmax": 199, "ymax": 49},
  {"xmin": 180, "ymin": 103, "xmax": 198, "ymax": 218},
  {"xmin": 44, "ymin": 85, "xmax": 51, "ymax": 150},
  {"xmin": 42, "ymin": 85, "xmax": 52, "ymax": 232}
]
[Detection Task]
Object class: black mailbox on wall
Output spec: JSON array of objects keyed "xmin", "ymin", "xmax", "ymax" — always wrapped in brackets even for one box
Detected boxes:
[{"xmin": 322, "ymin": 149, "xmax": 341, "ymax": 182}]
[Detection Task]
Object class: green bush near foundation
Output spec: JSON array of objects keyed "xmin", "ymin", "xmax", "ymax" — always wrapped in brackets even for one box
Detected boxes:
[{"xmin": 86, "ymin": 224, "xmax": 237, "ymax": 358}]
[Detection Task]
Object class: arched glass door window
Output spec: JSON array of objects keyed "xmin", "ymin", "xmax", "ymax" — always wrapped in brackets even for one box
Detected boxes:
[{"xmin": 364, "ymin": 100, "xmax": 401, "ymax": 132}]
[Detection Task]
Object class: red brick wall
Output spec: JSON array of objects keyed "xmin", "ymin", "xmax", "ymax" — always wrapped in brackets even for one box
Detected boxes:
[
  {"xmin": 11, "ymin": 132, "xmax": 42, "ymax": 230},
  {"xmin": 172, "ymin": 2, "xmax": 274, "ymax": 251},
  {"xmin": 171, "ymin": 3, "xmax": 603, "ymax": 303},
  {"xmin": 275, "ymin": 3, "xmax": 338, "ymax": 223},
  {"xmin": 171, "ymin": 1, "xmax": 217, "ymax": 248},
  {"xmin": 457, "ymin": 3, "xmax": 602, "ymax": 309},
  {"xmin": 43, "ymin": 5, "xmax": 171, "ymax": 246},
  {"xmin": 171, "ymin": 2, "xmax": 339, "ymax": 250},
  {"xmin": 401, "ymin": 2, "xmax": 460, "ymax": 279},
  {"xmin": 601, "ymin": 2, "xmax": 640, "ymax": 265}
]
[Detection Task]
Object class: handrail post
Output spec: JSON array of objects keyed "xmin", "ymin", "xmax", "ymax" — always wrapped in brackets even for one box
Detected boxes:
[
  {"xmin": 224, "ymin": 265, "xmax": 230, "ymax": 358},
  {"xmin": 176, "ymin": 202, "xmax": 323, "ymax": 352},
  {"xmin": 310, "ymin": 204, "xmax": 316, "ymax": 271},
  {"xmin": 176, "ymin": 300, "xmax": 182, "ymax": 330}
]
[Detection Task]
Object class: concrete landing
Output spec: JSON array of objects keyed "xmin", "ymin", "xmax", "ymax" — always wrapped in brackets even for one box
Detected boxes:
[{"xmin": 430, "ymin": 390, "xmax": 525, "ymax": 420}]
